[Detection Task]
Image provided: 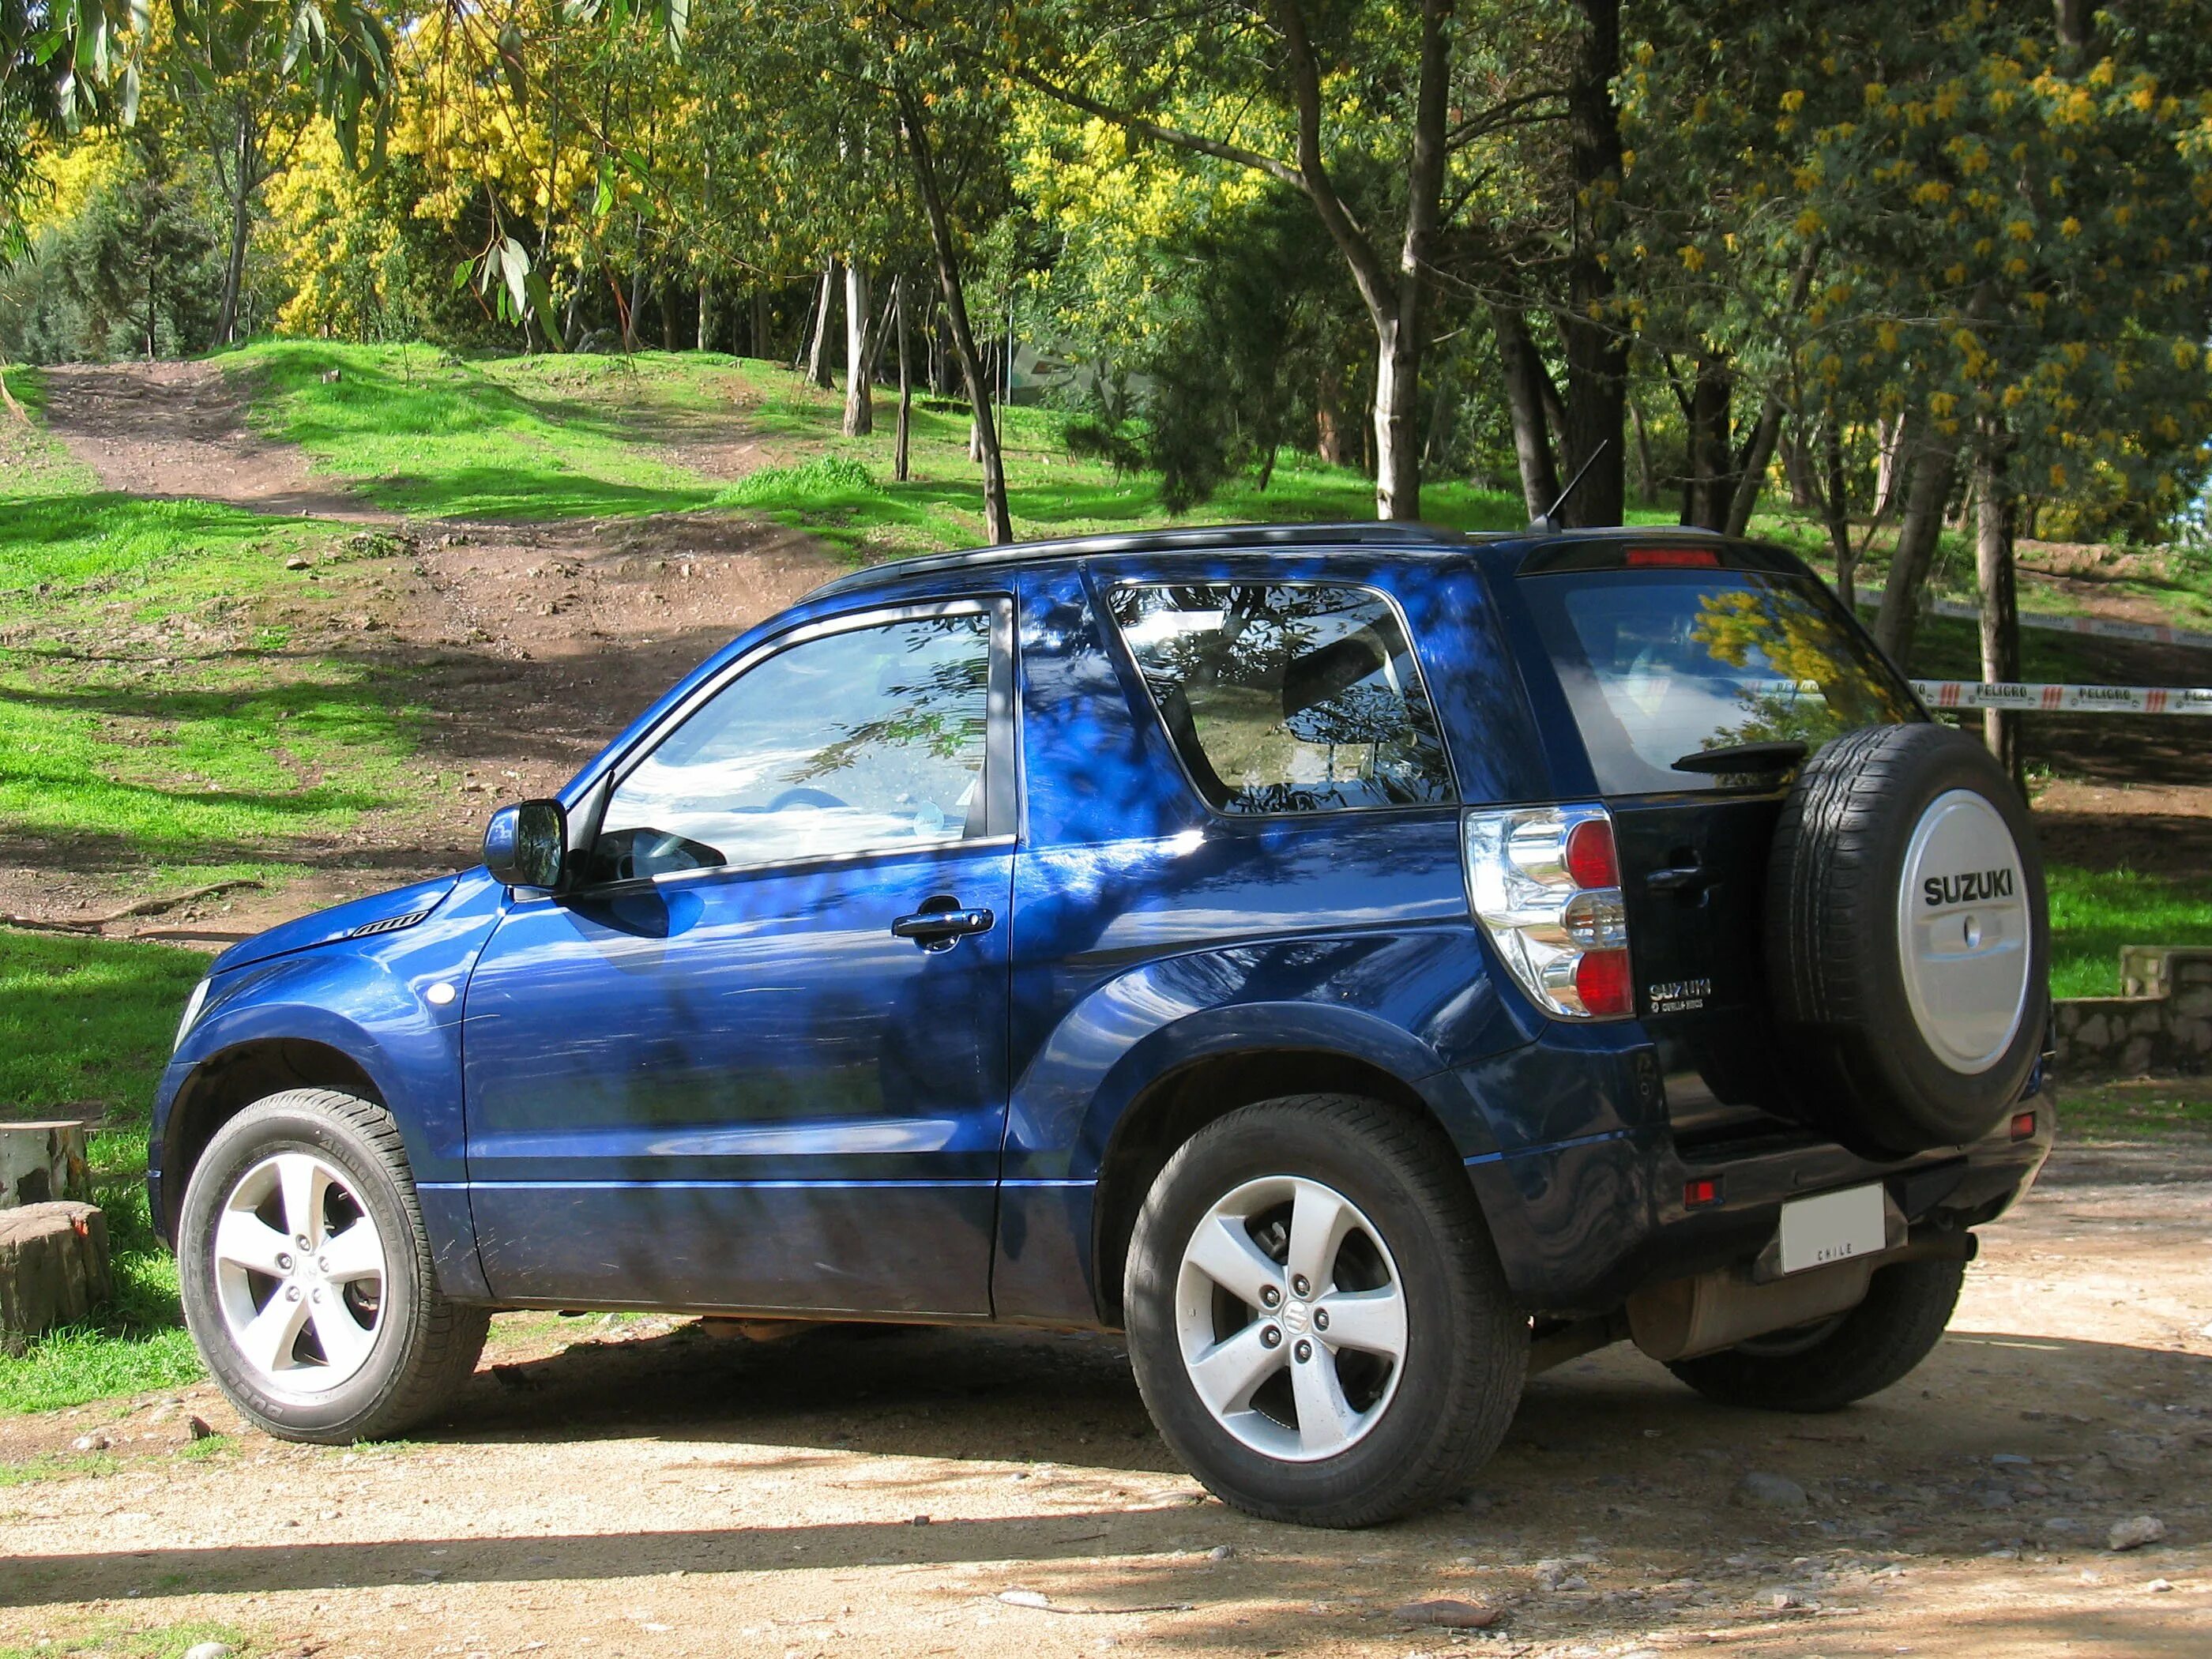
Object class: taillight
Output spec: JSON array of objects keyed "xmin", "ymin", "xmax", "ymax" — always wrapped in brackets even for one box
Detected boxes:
[{"xmin": 1462, "ymin": 804, "xmax": 1635, "ymax": 1020}]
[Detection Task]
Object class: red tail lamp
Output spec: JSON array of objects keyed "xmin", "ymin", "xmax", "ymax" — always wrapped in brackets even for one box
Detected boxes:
[
  {"xmin": 1563, "ymin": 815, "xmax": 1621, "ymax": 890},
  {"xmin": 2010, "ymin": 1111, "xmax": 2037, "ymax": 1141},
  {"xmin": 1684, "ymin": 1177, "xmax": 1722, "ymax": 1209},
  {"xmin": 1574, "ymin": 948, "xmax": 1633, "ymax": 1018}
]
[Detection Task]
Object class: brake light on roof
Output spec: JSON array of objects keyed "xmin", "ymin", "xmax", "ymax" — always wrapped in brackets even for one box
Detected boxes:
[
  {"xmin": 1462, "ymin": 803, "xmax": 1635, "ymax": 1019},
  {"xmin": 1625, "ymin": 546, "xmax": 1721, "ymax": 568}
]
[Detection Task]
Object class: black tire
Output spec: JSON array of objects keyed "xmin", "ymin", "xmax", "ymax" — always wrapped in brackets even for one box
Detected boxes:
[
  {"xmin": 1768, "ymin": 722, "xmax": 2048, "ymax": 1156},
  {"xmin": 1666, "ymin": 1257, "xmax": 1965, "ymax": 1413},
  {"xmin": 1123, "ymin": 1094, "xmax": 1525, "ymax": 1528},
  {"xmin": 178, "ymin": 1089, "xmax": 489, "ymax": 1443}
]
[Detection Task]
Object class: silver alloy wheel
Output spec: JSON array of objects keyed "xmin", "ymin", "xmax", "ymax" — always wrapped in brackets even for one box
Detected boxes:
[
  {"xmin": 1173, "ymin": 1175, "xmax": 1408, "ymax": 1462},
  {"xmin": 212, "ymin": 1151, "xmax": 387, "ymax": 1393},
  {"xmin": 1895, "ymin": 788, "xmax": 2033, "ymax": 1074}
]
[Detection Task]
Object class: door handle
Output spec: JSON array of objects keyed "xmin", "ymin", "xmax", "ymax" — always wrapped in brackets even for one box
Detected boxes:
[
  {"xmin": 890, "ymin": 903, "xmax": 995, "ymax": 952},
  {"xmin": 1646, "ymin": 863, "xmax": 1714, "ymax": 893}
]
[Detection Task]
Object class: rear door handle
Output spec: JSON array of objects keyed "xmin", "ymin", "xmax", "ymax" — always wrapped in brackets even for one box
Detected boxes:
[
  {"xmin": 891, "ymin": 904, "xmax": 995, "ymax": 952},
  {"xmin": 1646, "ymin": 864, "xmax": 1714, "ymax": 893}
]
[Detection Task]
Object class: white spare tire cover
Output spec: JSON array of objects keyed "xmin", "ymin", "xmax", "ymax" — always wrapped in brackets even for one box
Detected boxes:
[{"xmin": 1766, "ymin": 724, "xmax": 2048, "ymax": 1157}]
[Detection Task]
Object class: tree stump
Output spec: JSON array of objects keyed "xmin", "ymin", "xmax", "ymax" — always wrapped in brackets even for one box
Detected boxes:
[{"xmin": 0, "ymin": 1202, "xmax": 111, "ymax": 1352}]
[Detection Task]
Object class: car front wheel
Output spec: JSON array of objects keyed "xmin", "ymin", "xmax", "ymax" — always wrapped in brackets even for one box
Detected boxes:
[
  {"xmin": 178, "ymin": 1088, "xmax": 489, "ymax": 1443},
  {"xmin": 1123, "ymin": 1094, "xmax": 1525, "ymax": 1528}
]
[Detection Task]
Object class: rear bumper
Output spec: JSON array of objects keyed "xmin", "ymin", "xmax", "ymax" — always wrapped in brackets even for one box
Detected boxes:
[{"xmin": 1466, "ymin": 1085, "xmax": 2052, "ymax": 1315}]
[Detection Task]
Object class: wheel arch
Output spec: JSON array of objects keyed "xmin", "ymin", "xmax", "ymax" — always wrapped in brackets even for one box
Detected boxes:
[
  {"xmin": 160, "ymin": 1037, "xmax": 386, "ymax": 1240},
  {"xmin": 1086, "ymin": 1038, "xmax": 1489, "ymax": 1326}
]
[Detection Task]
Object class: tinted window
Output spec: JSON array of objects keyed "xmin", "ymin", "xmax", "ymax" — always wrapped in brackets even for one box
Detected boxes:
[
  {"xmin": 1525, "ymin": 571, "xmax": 1919, "ymax": 794},
  {"xmin": 1108, "ymin": 581, "xmax": 1453, "ymax": 815},
  {"xmin": 590, "ymin": 612, "xmax": 991, "ymax": 881}
]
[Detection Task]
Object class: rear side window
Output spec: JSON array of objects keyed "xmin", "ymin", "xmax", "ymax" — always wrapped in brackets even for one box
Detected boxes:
[
  {"xmin": 1108, "ymin": 581, "xmax": 1454, "ymax": 815},
  {"xmin": 1524, "ymin": 570, "xmax": 1918, "ymax": 794}
]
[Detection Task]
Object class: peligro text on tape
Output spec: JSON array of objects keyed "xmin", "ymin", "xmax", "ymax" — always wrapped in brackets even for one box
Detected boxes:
[{"xmin": 1911, "ymin": 679, "xmax": 2212, "ymax": 714}]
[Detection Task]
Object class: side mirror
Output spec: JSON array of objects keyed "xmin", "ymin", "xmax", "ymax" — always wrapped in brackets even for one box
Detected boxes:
[{"xmin": 483, "ymin": 799, "xmax": 568, "ymax": 890}]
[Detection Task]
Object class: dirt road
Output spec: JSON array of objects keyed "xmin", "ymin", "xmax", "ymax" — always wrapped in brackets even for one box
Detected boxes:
[
  {"xmin": 4, "ymin": 1134, "xmax": 2206, "ymax": 1658},
  {"xmin": 7, "ymin": 361, "xmax": 840, "ymax": 935}
]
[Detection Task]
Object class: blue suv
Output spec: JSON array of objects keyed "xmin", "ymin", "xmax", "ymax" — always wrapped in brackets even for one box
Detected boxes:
[{"xmin": 153, "ymin": 524, "xmax": 2052, "ymax": 1527}]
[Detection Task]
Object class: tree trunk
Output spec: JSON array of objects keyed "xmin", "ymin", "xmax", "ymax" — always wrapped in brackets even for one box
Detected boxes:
[
  {"xmin": 213, "ymin": 104, "xmax": 257, "ymax": 349},
  {"xmin": 750, "ymin": 289, "xmax": 769, "ymax": 360},
  {"xmin": 662, "ymin": 284, "xmax": 681, "ymax": 351},
  {"xmin": 697, "ymin": 280, "xmax": 712, "ymax": 352},
  {"xmin": 1974, "ymin": 431, "xmax": 2023, "ymax": 788},
  {"xmin": 1315, "ymin": 365, "xmax": 1356, "ymax": 465},
  {"xmin": 1557, "ymin": 0, "xmax": 1627, "ymax": 526},
  {"xmin": 1871, "ymin": 427, "xmax": 1961, "ymax": 666},
  {"xmin": 893, "ymin": 275, "xmax": 912, "ymax": 483},
  {"xmin": 1783, "ymin": 422, "xmax": 1818, "ymax": 509},
  {"xmin": 1495, "ymin": 304, "xmax": 1562, "ymax": 521},
  {"xmin": 844, "ymin": 262, "xmax": 875, "ymax": 436},
  {"xmin": 898, "ymin": 87, "xmax": 1013, "ymax": 544},
  {"xmin": 624, "ymin": 254, "xmax": 646, "ymax": 354},
  {"xmin": 1724, "ymin": 392, "xmax": 1789, "ymax": 536},
  {"xmin": 1679, "ymin": 355, "xmax": 1735, "ymax": 530},
  {"xmin": 1820, "ymin": 416, "xmax": 1859, "ymax": 608},
  {"xmin": 1874, "ymin": 412, "xmax": 1907, "ymax": 518},
  {"xmin": 805, "ymin": 265, "xmax": 837, "ymax": 389},
  {"xmin": 1372, "ymin": 314, "xmax": 1422, "ymax": 519},
  {"xmin": 1628, "ymin": 393, "xmax": 1657, "ymax": 506}
]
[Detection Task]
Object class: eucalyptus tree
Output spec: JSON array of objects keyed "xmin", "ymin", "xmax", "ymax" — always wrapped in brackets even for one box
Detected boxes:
[{"xmin": 998, "ymin": 0, "xmax": 1585, "ymax": 521}]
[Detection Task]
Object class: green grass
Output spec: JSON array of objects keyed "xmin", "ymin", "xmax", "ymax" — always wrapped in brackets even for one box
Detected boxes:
[
  {"xmin": 2055, "ymin": 1077, "xmax": 2212, "ymax": 1138},
  {"xmin": 2046, "ymin": 864, "xmax": 2212, "ymax": 999},
  {"xmin": 0, "ymin": 383, "xmax": 432, "ymax": 889},
  {"xmin": 0, "ymin": 1623, "xmax": 252, "ymax": 1659},
  {"xmin": 228, "ymin": 340, "xmax": 1662, "ymax": 551},
  {"xmin": 234, "ymin": 340, "xmax": 729, "ymax": 519},
  {"xmin": 0, "ymin": 930, "xmax": 213, "ymax": 1415}
]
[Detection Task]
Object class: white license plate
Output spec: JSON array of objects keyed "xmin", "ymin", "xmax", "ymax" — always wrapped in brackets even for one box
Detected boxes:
[{"xmin": 1778, "ymin": 1183, "xmax": 1886, "ymax": 1275}]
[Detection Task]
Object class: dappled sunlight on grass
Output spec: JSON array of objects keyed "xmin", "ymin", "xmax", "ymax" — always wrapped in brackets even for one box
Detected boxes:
[{"xmin": 2046, "ymin": 863, "xmax": 2212, "ymax": 999}]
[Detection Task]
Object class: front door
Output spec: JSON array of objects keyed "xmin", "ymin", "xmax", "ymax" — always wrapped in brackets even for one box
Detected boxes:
[{"xmin": 462, "ymin": 598, "xmax": 1017, "ymax": 1316}]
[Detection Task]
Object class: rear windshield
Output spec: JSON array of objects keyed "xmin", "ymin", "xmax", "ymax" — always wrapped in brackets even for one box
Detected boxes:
[{"xmin": 1522, "ymin": 570, "xmax": 1919, "ymax": 794}]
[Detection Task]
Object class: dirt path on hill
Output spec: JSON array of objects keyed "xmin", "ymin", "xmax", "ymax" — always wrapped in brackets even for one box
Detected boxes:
[
  {"xmin": 2, "ymin": 1134, "xmax": 2206, "ymax": 1658},
  {"xmin": 9, "ymin": 362, "xmax": 841, "ymax": 937}
]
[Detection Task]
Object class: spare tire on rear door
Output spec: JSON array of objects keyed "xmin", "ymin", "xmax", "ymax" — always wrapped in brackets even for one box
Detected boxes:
[{"xmin": 1766, "ymin": 722, "xmax": 2047, "ymax": 1157}]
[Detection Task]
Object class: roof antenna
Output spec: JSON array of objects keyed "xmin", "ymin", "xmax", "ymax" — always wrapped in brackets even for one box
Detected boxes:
[{"xmin": 1529, "ymin": 439, "xmax": 1610, "ymax": 534}]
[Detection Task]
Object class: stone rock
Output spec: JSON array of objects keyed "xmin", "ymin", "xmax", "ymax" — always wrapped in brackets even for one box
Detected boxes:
[
  {"xmin": 1769, "ymin": 1589, "xmax": 1817, "ymax": 1611},
  {"xmin": 1391, "ymin": 1600, "xmax": 1500, "ymax": 1630},
  {"xmin": 1976, "ymin": 1487, "xmax": 2018, "ymax": 1510},
  {"xmin": 183, "ymin": 1644, "xmax": 233, "ymax": 1659},
  {"xmin": 1206, "ymin": 1544, "xmax": 1235, "ymax": 1561},
  {"xmin": 182, "ymin": 1414, "xmax": 215, "ymax": 1442},
  {"xmin": 2108, "ymin": 1515, "xmax": 2166, "ymax": 1552},
  {"xmin": 0, "ymin": 1202, "xmax": 110, "ymax": 1352},
  {"xmin": 1737, "ymin": 1471, "xmax": 1810, "ymax": 1509},
  {"xmin": 285, "ymin": 556, "xmax": 311, "ymax": 570},
  {"xmin": 2148, "ymin": 1578, "xmax": 2176, "ymax": 1593},
  {"xmin": 1992, "ymin": 1453, "xmax": 2033, "ymax": 1466}
]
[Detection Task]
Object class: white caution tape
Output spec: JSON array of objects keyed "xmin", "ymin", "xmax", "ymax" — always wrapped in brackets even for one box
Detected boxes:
[
  {"xmin": 1912, "ymin": 679, "xmax": 2212, "ymax": 714},
  {"xmin": 1861, "ymin": 590, "xmax": 2212, "ymax": 653}
]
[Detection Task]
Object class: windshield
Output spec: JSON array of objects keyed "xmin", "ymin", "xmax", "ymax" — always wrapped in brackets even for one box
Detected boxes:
[{"xmin": 1524, "ymin": 570, "xmax": 1920, "ymax": 794}]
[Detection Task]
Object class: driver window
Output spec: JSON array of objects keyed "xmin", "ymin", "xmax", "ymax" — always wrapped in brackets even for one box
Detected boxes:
[{"xmin": 589, "ymin": 611, "xmax": 991, "ymax": 882}]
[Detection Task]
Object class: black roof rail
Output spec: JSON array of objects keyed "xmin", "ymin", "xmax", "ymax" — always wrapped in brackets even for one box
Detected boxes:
[{"xmin": 804, "ymin": 519, "xmax": 1479, "ymax": 600}]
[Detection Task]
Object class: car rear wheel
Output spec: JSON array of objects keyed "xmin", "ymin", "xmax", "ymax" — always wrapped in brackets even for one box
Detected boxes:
[
  {"xmin": 1123, "ymin": 1094, "xmax": 1525, "ymax": 1528},
  {"xmin": 179, "ymin": 1089, "xmax": 489, "ymax": 1443},
  {"xmin": 1665, "ymin": 1257, "xmax": 1965, "ymax": 1413}
]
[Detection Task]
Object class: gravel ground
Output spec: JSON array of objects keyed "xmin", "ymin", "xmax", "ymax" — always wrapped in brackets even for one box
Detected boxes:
[{"xmin": 3, "ymin": 1134, "xmax": 2206, "ymax": 1659}]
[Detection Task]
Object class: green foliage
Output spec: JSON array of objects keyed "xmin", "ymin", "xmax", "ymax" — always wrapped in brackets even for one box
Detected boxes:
[{"xmin": 2, "ymin": 126, "xmax": 224, "ymax": 362}]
